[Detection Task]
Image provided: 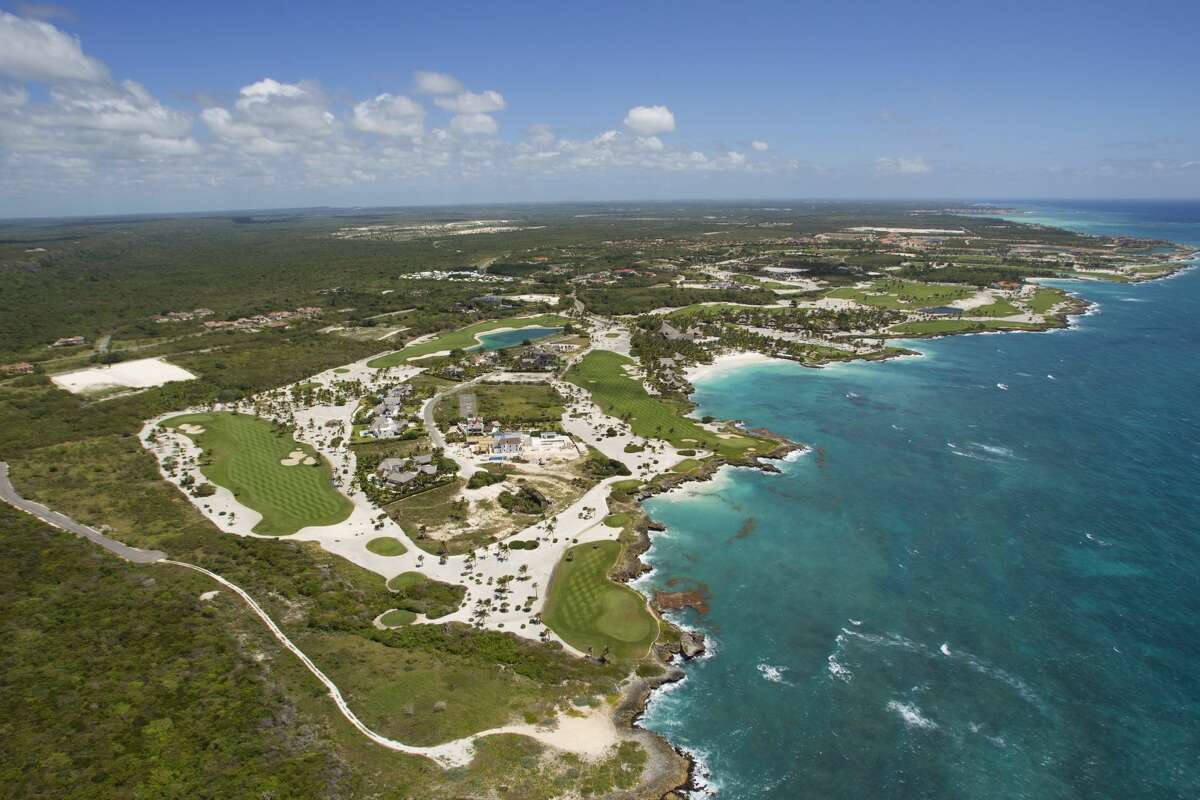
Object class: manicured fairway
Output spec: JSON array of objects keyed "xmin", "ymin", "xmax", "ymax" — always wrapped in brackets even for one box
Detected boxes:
[
  {"xmin": 366, "ymin": 536, "xmax": 407, "ymax": 556},
  {"xmin": 566, "ymin": 350, "xmax": 768, "ymax": 459},
  {"xmin": 889, "ymin": 319, "xmax": 1043, "ymax": 335},
  {"xmin": 542, "ymin": 541, "xmax": 658, "ymax": 660},
  {"xmin": 163, "ymin": 411, "xmax": 352, "ymax": 535},
  {"xmin": 367, "ymin": 314, "xmax": 573, "ymax": 368},
  {"xmin": 826, "ymin": 280, "xmax": 973, "ymax": 310}
]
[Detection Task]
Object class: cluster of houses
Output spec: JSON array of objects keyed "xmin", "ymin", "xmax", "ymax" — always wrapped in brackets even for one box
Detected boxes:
[
  {"xmin": 51, "ymin": 335, "xmax": 87, "ymax": 348},
  {"xmin": 201, "ymin": 306, "xmax": 322, "ymax": 332},
  {"xmin": 463, "ymin": 428, "xmax": 573, "ymax": 459},
  {"xmin": 151, "ymin": 308, "xmax": 214, "ymax": 323},
  {"xmin": 374, "ymin": 454, "xmax": 439, "ymax": 487},
  {"xmin": 363, "ymin": 384, "xmax": 416, "ymax": 438},
  {"xmin": 1, "ymin": 362, "xmax": 34, "ymax": 375}
]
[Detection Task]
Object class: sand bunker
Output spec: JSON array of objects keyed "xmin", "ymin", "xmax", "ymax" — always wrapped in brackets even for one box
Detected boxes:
[
  {"xmin": 177, "ymin": 423, "xmax": 206, "ymax": 435},
  {"xmin": 52, "ymin": 357, "xmax": 197, "ymax": 395},
  {"xmin": 280, "ymin": 449, "xmax": 307, "ymax": 466}
]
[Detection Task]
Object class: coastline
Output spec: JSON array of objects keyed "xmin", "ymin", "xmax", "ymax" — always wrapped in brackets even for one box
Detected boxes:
[{"xmin": 625, "ymin": 249, "xmax": 1195, "ymax": 796}]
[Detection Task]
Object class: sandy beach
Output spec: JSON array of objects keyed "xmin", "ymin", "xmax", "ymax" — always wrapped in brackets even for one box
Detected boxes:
[{"xmin": 684, "ymin": 350, "xmax": 789, "ymax": 383}]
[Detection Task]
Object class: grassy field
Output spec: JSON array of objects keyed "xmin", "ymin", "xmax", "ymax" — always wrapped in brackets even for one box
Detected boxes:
[
  {"xmin": 542, "ymin": 541, "xmax": 658, "ymax": 660},
  {"xmin": 826, "ymin": 280, "xmax": 973, "ymax": 310},
  {"xmin": 163, "ymin": 411, "xmax": 352, "ymax": 535},
  {"xmin": 889, "ymin": 319, "xmax": 1044, "ymax": 335},
  {"xmin": 565, "ymin": 350, "xmax": 769, "ymax": 459},
  {"xmin": 367, "ymin": 314, "xmax": 573, "ymax": 367},
  {"xmin": 438, "ymin": 382, "xmax": 564, "ymax": 427},
  {"xmin": 365, "ymin": 536, "xmax": 407, "ymax": 556},
  {"xmin": 1027, "ymin": 287, "xmax": 1069, "ymax": 314},
  {"xmin": 969, "ymin": 298, "xmax": 1021, "ymax": 316}
]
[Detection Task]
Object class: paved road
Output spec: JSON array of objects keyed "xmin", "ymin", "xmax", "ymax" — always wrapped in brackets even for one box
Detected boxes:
[{"xmin": 0, "ymin": 462, "xmax": 166, "ymax": 563}]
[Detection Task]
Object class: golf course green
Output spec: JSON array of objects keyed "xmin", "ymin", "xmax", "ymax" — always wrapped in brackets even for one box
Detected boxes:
[
  {"xmin": 542, "ymin": 541, "xmax": 658, "ymax": 660},
  {"xmin": 163, "ymin": 411, "xmax": 353, "ymax": 535}
]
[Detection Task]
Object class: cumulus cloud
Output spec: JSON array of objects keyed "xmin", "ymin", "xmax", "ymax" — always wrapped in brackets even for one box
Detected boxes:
[
  {"xmin": 450, "ymin": 112, "xmax": 499, "ymax": 136},
  {"xmin": 875, "ymin": 156, "xmax": 932, "ymax": 175},
  {"xmin": 0, "ymin": 10, "xmax": 107, "ymax": 82},
  {"xmin": 412, "ymin": 70, "xmax": 463, "ymax": 95},
  {"xmin": 0, "ymin": 16, "xmax": 804, "ymax": 204},
  {"xmin": 434, "ymin": 89, "xmax": 506, "ymax": 114},
  {"xmin": 351, "ymin": 93, "xmax": 424, "ymax": 137},
  {"xmin": 751, "ymin": 140, "xmax": 769, "ymax": 151},
  {"xmin": 623, "ymin": 105, "xmax": 675, "ymax": 135}
]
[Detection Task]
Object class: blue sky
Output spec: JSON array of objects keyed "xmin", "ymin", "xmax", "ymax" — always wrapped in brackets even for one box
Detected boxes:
[{"xmin": 0, "ymin": 0, "xmax": 1197, "ymax": 216}]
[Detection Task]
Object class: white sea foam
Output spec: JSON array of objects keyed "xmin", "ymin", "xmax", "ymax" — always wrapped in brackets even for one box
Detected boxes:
[
  {"xmin": 848, "ymin": 618, "xmax": 863, "ymax": 626},
  {"xmin": 681, "ymin": 746, "xmax": 720, "ymax": 799},
  {"xmin": 781, "ymin": 445, "xmax": 810, "ymax": 463},
  {"xmin": 940, "ymin": 643, "xmax": 952, "ymax": 656},
  {"xmin": 827, "ymin": 655, "xmax": 854, "ymax": 683},
  {"xmin": 1047, "ymin": 373, "xmax": 1056, "ymax": 380},
  {"xmin": 971, "ymin": 442, "xmax": 1015, "ymax": 458},
  {"xmin": 886, "ymin": 700, "xmax": 938, "ymax": 730},
  {"xmin": 756, "ymin": 663, "xmax": 791, "ymax": 684},
  {"xmin": 996, "ymin": 383, "xmax": 1009, "ymax": 390}
]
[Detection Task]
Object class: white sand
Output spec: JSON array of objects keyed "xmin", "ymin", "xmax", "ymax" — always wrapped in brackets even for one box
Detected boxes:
[
  {"xmin": 52, "ymin": 357, "xmax": 196, "ymax": 395},
  {"xmin": 684, "ymin": 350, "xmax": 786, "ymax": 383}
]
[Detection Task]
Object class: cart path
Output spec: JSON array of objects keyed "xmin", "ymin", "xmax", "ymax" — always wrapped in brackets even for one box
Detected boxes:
[{"xmin": 0, "ymin": 460, "xmax": 608, "ymax": 768}]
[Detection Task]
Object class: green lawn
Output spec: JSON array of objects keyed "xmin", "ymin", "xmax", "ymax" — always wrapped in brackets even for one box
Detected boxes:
[
  {"xmin": 365, "ymin": 536, "xmax": 408, "ymax": 556},
  {"xmin": 438, "ymin": 383, "xmax": 564, "ymax": 427},
  {"xmin": 1026, "ymin": 287, "xmax": 1068, "ymax": 314},
  {"xmin": 565, "ymin": 350, "xmax": 768, "ymax": 459},
  {"xmin": 378, "ymin": 608, "xmax": 417, "ymax": 627},
  {"xmin": 367, "ymin": 315, "xmax": 573, "ymax": 368},
  {"xmin": 969, "ymin": 298, "xmax": 1021, "ymax": 317},
  {"xmin": 889, "ymin": 319, "xmax": 1043, "ymax": 335},
  {"xmin": 542, "ymin": 541, "xmax": 658, "ymax": 660},
  {"xmin": 163, "ymin": 411, "xmax": 352, "ymax": 535},
  {"xmin": 826, "ymin": 280, "xmax": 973, "ymax": 310}
]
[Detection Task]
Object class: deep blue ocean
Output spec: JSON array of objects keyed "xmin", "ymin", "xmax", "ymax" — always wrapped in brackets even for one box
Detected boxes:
[{"xmin": 639, "ymin": 201, "xmax": 1200, "ymax": 799}]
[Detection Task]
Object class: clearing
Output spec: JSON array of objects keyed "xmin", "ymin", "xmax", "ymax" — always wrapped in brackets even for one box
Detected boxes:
[{"xmin": 51, "ymin": 357, "xmax": 196, "ymax": 395}]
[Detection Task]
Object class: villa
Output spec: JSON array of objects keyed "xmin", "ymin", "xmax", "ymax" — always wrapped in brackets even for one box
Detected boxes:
[{"xmin": 491, "ymin": 432, "xmax": 527, "ymax": 455}]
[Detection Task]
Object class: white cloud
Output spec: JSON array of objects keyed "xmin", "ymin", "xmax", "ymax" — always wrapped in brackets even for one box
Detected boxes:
[
  {"xmin": 351, "ymin": 93, "xmax": 425, "ymax": 137},
  {"xmin": 0, "ymin": 83, "xmax": 28, "ymax": 106},
  {"xmin": 434, "ymin": 89, "xmax": 506, "ymax": 114},
  {"xmin": 450, "ymin": 112, "xmax": 498, "ymax": 136},
  {"xmin": 0, "ymin": 11, "xmax": 107, "ymax": 82},
  {"xmin": 751, "ymin": 140, "xmax": 769, "ymax": 151},
  {"xmin": 636, "ymin": 136, "xmax": 664, "ymax": 151},
  {"xmin": 623, "ymin": 105, "xmax": 675, "ymax": 135},
  {"xmin": 875, "ymin": 156, "xmax": 933, "ymax": 175},
  {"xmin": 413, "ymin": 70, "xmax": 463, "ymax": 95},
  {"xmin": 49, "ymin": 80, "xmax": 191, "ymax": 137}
]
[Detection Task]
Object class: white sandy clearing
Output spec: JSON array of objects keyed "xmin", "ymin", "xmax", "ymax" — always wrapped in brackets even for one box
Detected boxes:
[
  {"xmin": 52, "ymin": 357, "xmax": 196, "ymax": 395},
  {"xmin": 177, "ymin": 423, "xmax": 205, "ymax": 434},
  {"xmin": 280, "ymin": 450, "xmax": 306, "ymax": 466},
  {"xmin": 199, "ymin": 590, "xmax": 220, "ymax": 601},
  {"xmin": 507, "ymin": 293, "xmax": 561, "ymax": 305},
  {"xmin": 951, "ymin": 288, "xmax": 1001, "ymax": 311}
]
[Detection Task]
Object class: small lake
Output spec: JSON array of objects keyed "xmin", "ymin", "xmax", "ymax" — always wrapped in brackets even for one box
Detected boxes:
[{"xmin": 470, "ymin": 326, "xmax": 562, "ymax": 351}]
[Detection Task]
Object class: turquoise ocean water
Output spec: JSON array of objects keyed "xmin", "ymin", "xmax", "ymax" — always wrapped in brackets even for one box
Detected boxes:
[{"xmin": 639, "ymin": 201, "xmax": 1200, "ymax": 799}]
